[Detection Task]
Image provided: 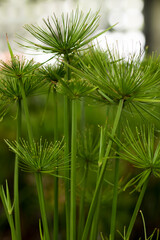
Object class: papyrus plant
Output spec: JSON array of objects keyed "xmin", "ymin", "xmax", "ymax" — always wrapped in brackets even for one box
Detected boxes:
[
  {"xmin": 69, "ymin": 46, "xmax": 160, "ymax": 240},
  {"xmin": 0, "ymin": 40, "xmax": 68, "ymax": 240},
  {"xmin": 5, "ymin": 138, "xmax": 67, "ymax": 240},
  {"xmin": 0, "ymin": 40, "xmax": 46, "ymax": 240},
  {"xmin": 76, "ymin": 127, "xmax": 100, "ymax": 240},
  {"xmin": 1, "ymin": 8, "xmax": 160, "ymax": 240},
  {"xmin": 38, "ymin": 63, "xmax": 65, "ymax": 239},
  {"xmin": 17, "ymin": 8, "xmax": 114, "ymax": 240},
  {"xmin": 113, "ymin": 124, "xmax": 160, "ymax": 240}
]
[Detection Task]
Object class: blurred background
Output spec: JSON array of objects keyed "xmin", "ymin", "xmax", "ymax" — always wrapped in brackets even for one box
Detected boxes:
[
  {"xmin": 0, "ymin": 0, "xmax": 160, "ymax": 239},
  {"xmin": 0, "ymin": 0, "xmax": 156, "ymax": 60},
  {"xmin": 0, "ymin": 0, "xmax": 159, "ymax": 59}
]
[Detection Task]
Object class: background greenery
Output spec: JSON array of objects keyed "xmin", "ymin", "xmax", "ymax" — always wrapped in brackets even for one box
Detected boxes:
[{"xmin": 0, "ymin": 92, "xmax": 160, "ymax": 240}]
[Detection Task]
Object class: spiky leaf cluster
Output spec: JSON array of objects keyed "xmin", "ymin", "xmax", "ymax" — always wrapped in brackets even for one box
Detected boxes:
[
  {"xmin": 17, "ymin": 8, "xmax": 112, "ymax": 57},
  {"xmin": 0, "ymin": 56, "xmax": 40, "ymax": 79},
  {"xmin": 0, "ymin": 99, "xmax": 10, "ymax": 121},
  {"xmin": 0, "ymin": 56, "xmax": 47, "ymax": 103},
  {"xmin": 115, "ymin": 124, "xmax": 160, "ymax": 190},
  {"xmin": 116, "ymin": 221, "xmax": 160, "ymax": 240},
  {"xmin": 77, "ymin": 128, "xmax": 100, "ymax": 167},
  {"xmin": 39, "ymin": 63, "xmax": 65, "ymax": 87},
  {"xmin": 5, "ymin": 138, "xmax": 67, "ymax": 175},
  {"xmin": 71, "ymin": 47, "xmax": 160, "ymax": 112},
  {"xmin": 56, "ymin": 77, "xmax": 96, "ymax": 99},
  {"xmin": 0, "ymin": 75, "xmax": 47, "ymax": 102}
]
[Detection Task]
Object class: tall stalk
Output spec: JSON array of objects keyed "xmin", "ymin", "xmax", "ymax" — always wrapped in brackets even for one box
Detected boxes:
[
  {"xmin": 125, "ymin": 178, "xmax": 149, "ymax": 240},
  {"xmin": 64, "ymin": 95, "xmax": 71, "ymax": 240},
  {"xmin": 110, "ymin": 158, "xmax": 120, "ymax": 240},
  {"xmin": 64, "ymin": 55, "xmax": 72, "ymax": 240},
  {"xmin": 77, "ymin": 96, "xmax": 87, "ymax": 240},
  {"xmin": 35, "ymin": 173, "xmax": 51, "ymax": 240},
  {"xmin": 81, "ymin": 97, "xmax": 85, "ymax": 131},
  {"xmin": 89, "ymin": 190, "xmax": 101, "ymax": 240},
  {"xmin": 82, "ymin": 99, "xmax": 124, "ymax": 240},
  {"xmin": 89, "ymin": 126, "xmax": 106, "ymax": 240},
  {"xmin": 14, "ymin": 98, "xmax": 22, "ymax": 240},
  {"xmin": 53, "ymin": 88, "xmax": 59, "ymax": 240},
  {"xmin": 110, "ymin": 126, "xmax": 121, "ymax": 240},
  {"xmin": 78, "ymin": 165, "xmax": 89, "ymax": 240},
  {"xmin": 10, "ymin": 217, "xmax": 17, "ymax": 240},
  {"xmin": 19, "ymin": 76, "xmax": 50, "ymax": 239},
  {"xmin": 53, "ymin": 88, "xmax": 58, "ymax": 142},
  {"xmin": 70, "ymin": 99, "xmax": 77, "ymax": 240},
  {"xmin": 19, "ymin": 77, "xmax": 33, "ymax": 143}
]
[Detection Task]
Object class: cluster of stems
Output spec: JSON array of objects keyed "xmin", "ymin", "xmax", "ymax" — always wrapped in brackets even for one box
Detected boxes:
[{"xmin": 1, "ymin": 8, "xmax": 160, "ymax": 240}]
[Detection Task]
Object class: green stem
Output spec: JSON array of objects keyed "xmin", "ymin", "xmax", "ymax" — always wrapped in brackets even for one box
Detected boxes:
[
  {"xmin": 53, "ymin": 88, "xmax": 59, "ymax": 240},
  {"xmin": 110, "ymin": 158, "xmax": 120, "ymax": 240},
  {"xmin": 64, "ymin": 95, "xmax": 71, "ymax": 240},
  {"xmin": 41, "ymin": 84, "xmax": 51, "ymax": 126},
  {"xmin": 19, "ymin": 77, "xmax": 50, "ymax": 239},
  {"xmin": 70, "ymin": 99, "xmax": 77, "ymax": 240},
  {"xmin": 10, "ymin": 217, "xmax": 17, "ymax": 240},
  {"xmin": 81, "ymin": 97, "xmax": 85, "ymax": 131},
  {"xmin": 19, "ymin": 77, "xmax": 33, "ymax": 144},
  {"xmin": 53, "ymin": 176, "xmax": 58, "ymax": 240},
  {"xmin": 89, "ymin": 125, "xmax": 107, "ymax": 240},
  {"xmin": 110, "ymin": 126, "xmax": 121, "ymax": 240},
  {"xmin": 78, "ymin": 165, "xmax": 89, "ymax": 240},
  {"xmin": 89, "ymin": 189, "xmax": 101, "ymax": 240},
  {"xmin": 35, "ymin": 173, "xmax": 50, "ymax": 240},
  {"xmin": 125, "ymin": 178, "xmax": 149, "ymax": 240},
  {"xmin": 14, "ymin": 98, "xmax": 22, "ymax": 240},
  {"xmin": 0, "ymin": 187, "xmax": 17, "ymax": 240},
  {"xmin": 64, "ymin": 54, "xmax": 71, "ymax": 240},
  {"xmin": 79, "ymin": 95, "xmax": 87, "ymax": 239},
  {"xmin": 81, "ymin": 99, "xmax": 124, "ymax": 240},
  {"xmin": 53, "ymin": 88, "xmax": 58, "ymax": 142},
  {"xmin": 6, "ymin": 207, "xmax": 17, "ymax": 240}
]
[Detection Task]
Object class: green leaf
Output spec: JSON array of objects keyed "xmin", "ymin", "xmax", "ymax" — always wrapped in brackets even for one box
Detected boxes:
[
  {"xmin": 17, "ymin": 8, "xmax": 113, "ymax": 56},
  {"xmin": 5, "ymin": 138, "xmax": 68, "ymax": 175},
  {"xmin": 69, "ymin": 47, "xmax": 160, "ymax": 120},
  {"xmin": 6, "ymin": 34, "xmax": 14, "ymax": 61},
  {"xmin": 39, "ymin": 219, "xmax": 45, "ymax": 240},
  {"xmin": 57, "ymin": 77, "xmax": 96, "ymax": 99},
  {"xmin": 114, "ymin": 123, "xmax": 160, "ymax": 191},
  {"xmin": 0, "ymin": 180, "xmax": 14, "ymax": 217}
]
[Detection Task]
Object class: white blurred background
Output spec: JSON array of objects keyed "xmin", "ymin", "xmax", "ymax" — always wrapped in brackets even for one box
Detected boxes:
[{"xmin": 0, "ymin": 0, "xmax": 159, "ymax": 61}]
